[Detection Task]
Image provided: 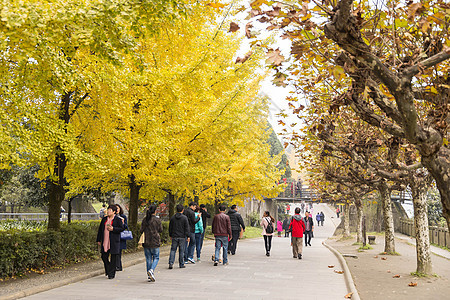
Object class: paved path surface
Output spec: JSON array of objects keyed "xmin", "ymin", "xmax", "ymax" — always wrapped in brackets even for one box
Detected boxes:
[{"xmin": 24, "ymin": 204, "xmax": 348, "ymax": 300}]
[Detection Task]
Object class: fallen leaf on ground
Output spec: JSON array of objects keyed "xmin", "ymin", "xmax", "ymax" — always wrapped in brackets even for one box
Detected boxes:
[
  {"xmin": 344, "ymin": 292, "xmax": 353, "ymax": 299},
  {"xmin": 408, "ymin": 282, "xmax": 418, "ymax": 287},
  {"xmin": 328, "ymin": 265, "xmax": 334, "ymax": 268},
  {"xmin": 393, "ymin": 275, "xmax": 401, "ymax": 278},
  {"xmin": 387, "ymin": 270, "xmax": 391, "ymax": 273},
  {"xmin": 382, "ymin": 252, "xmax": 387, "ymax": 254},
  {"xmin": 381, "ymin": 257, "xmax": 387, "ymax": 260},
  {"xmin": 373, "ymin": 255, "xmax": 378, "ymax": 258},
  {"xmin": 334, "ymin": 270, "xmax": 344, "ymax": 274}
]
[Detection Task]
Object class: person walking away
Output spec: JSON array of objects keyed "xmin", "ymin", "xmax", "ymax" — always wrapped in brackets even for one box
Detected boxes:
[
  {"xmin": 336, "ymin": 207, "xmax": 340, "ymax": 218},
  {"xmin": 277, "ymin": 220, "xmax": 283, "ymax": 237},
  {"xmin": 140, "ymin": 204, "xmax": 163, "ymax": 282},
  {"xmin": 194, "ymin": 207, "xmax": 204, "ymax": 261},
  {"xmin": 183, "ymin": 201, "xmax": 201, "ymax": 264},
  {"xmin": 198, "ymin": 204, "xmax": 210, "ymax": 260},
  {"xmin": 96, "ymin": 204, "xmax": 124, "ymax": 279},
  {"xmin": 316, "ymin": 213, "xmax": 321, "ymax": 226},
  {"xmin": 99, "ymin": 204, "xmax": 106, "ymax": 219},
  {"xmin": 289, "ymin": 207, "xmax": 306, "ymax": 259},
  {"xmin": 320, "ymin": 211, "xmax": 325, "ymax": 226},
  {"xmin": 226, "ymin": 205, "xmax": 245, "ymax": 255},
  {"xmin": 212, "ymin": 204, "xmax": 232, "ymax": 266},
  {"xmin": 303, "ymin": 211, "xmax": 314, "ymax": 246},
  {"xmin": 168, "ymin": 204, "xmax": 190, "ymax": 269},
  {"xmin": 115, "ymin": 204, "xmax": 127, "ymax": 271},
  {"xmin": 282, "ymin": 217, "xmax": 290, "ymax": 238},
  {"xmin": 261, "ymin": 211, "xmax": 275, "ymax": 256}
]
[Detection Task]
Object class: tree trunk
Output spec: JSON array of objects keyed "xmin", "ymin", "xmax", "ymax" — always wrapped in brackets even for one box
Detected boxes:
[
  {"xmin": 376, "ymin": 201, "xmax": 383, "ymax": 232},
  {"xmin": 67, "ymin": 198, "xmax": 72, "ymax": 224},
  {"xmin": 48, "ymin": 92, "xmax": 72, "ymax": 231},
  {"xmin": 128, "ymin": 174, "xmax": 141, "ymax": 232},
  {"xmin": 422, "ymin": 151, "xmax": 450, "ymax": 232},
  {"xmin": 168, "ymin": 191, "xmax": 175, "ymax": 218},
  {"xmin": 47, "ymin": 151, "xmax": 67, "ymax": 231},
  {"xmin": 411, "ymin": 178, "xmax": 432, "ymax": 275},
  {"xmin": 356, "ymin": 202, "xmax": 363, "ymax": 243},
  {"xmin": 378, "ymin": 183, "xmax": 395, "ymax": 254},
  {"xmin": 343, "ymin": 203, "xmax": 351, "ymax": 237}
]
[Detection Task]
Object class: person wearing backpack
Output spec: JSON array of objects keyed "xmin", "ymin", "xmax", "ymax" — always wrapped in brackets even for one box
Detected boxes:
[{"xmin": 261, "ymin": 211, "xmax": 275, "ymax": 256}]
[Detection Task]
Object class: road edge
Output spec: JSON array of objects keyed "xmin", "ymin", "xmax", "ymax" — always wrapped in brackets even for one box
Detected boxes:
[{"xmin": 322, "ymin": 240, "xmax": 361, "ymax": 300}]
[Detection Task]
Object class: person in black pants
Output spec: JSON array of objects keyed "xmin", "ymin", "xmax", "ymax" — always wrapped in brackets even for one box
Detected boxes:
[
  {"xmin": 262, "ymin": 211, "xmax": 275, "ymax": 256},
  {"xmin": 227, "ymin": 205, "xmax": 245, "ymax": 255},
  {"xmin": 303, "ymin": 211, "xmax": 314, "ymax": 246},
  {"xmin": 168, "ymin": 204, "xmax": 190, "ymax": 269},
  {"xmin": 96, "ymin": 204, "xmax": 124, "ymax": 279}
]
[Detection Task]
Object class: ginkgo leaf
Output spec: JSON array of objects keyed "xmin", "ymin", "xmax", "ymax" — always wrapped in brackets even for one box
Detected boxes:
[
  {"xmin": 207, "ymin": 2, "xmax": 226, "ymax": 9},
  {"xmin": 334, "ymin": 270, "xmax": 344, "ymax": 274},
  {"xmin": 344, "ymin": 292, "xmax": 353, "ymax": 299},
  {"xmin": 393, "ymin": 274, "xmax": 400, "ymax": 278},
  {"xmin": 408, "ymin": 282, "xmax": 418, "ymax": 287}
]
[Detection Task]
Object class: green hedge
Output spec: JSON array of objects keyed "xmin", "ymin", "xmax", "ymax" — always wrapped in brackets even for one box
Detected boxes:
[
  {"xmin": 0, "ymin": 221, "xmax": 99, "ymax": 279},
  {"xmin": 0, "ymin": 220, "xmax": 172, "ymax": 279}
]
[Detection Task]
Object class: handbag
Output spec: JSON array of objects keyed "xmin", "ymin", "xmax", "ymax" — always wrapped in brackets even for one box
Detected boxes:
[
  {"xmin": 120, "ymin": 230, "xmax": 133, "ymax": 240},
  {"xmin": 138, "ymin": 232, "xmax": 145, "ymax": 244}
]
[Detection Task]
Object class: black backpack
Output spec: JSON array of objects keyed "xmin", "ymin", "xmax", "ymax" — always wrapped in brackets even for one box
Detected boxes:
[{"xmin": 265, "ymin": 217, "xmax": 274, "ymax": 234}]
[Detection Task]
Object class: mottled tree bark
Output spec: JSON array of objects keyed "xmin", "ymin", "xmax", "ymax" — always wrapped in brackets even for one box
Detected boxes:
[
  {"xmin": 356, "ymin": 202, "xmax": 363, "ymax": 243},
  {"xmin": 378, "ymin": 183, "xmax": 395, "ymax": 253},
  {"xmin": 343, "ymin": 203, "xmax": 351, "ymax": 237},
  {"xmin": 411, "ymin": 178, "xmax": 432, "ymax": 274}
]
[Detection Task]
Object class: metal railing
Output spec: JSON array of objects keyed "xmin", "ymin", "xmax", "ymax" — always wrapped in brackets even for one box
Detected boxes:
[
  {"xmin": 398, "ymin": 218, "xmax": 450, "ymax": 249},
  {"xmin": 0, "ymin": 213, "xmax": 101, "ymax": 221}
]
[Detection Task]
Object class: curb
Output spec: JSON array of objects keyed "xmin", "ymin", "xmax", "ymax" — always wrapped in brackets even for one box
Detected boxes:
[
  {"xmin": 323, "ymin": 240, "xmax": 361, "ymax": 300},
  {"xmin": 2, "ymin": 248, "xmax": 170, "ymax": 300}
]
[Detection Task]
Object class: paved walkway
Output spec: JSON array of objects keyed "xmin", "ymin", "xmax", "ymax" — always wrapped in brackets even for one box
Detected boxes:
[{"xmin": 24, "ymin": 204, "xmax": 348, "ymax": 299}]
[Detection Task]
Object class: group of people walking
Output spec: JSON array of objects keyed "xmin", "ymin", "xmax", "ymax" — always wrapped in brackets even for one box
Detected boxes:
[
  {"xmin": 97, "ymin": 202, "xmax": 324, "ymax": 282},
  {"xmin": 261, "ymin": 207, "xmax": 320, "ymax": 260}
]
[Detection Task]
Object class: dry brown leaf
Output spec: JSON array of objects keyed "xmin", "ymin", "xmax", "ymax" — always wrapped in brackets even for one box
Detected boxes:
[
  {"xmin": 381, "ymin": 257, "xmax": 387, "ymax": 260},
  {"xmin": 266, "ymin": 48, "xmax": 285, "ymax": 66},
  {"xmin": 373, "ymin": 255, "xmax": 378, "ymax": 258},
  {"xmin": 235, "ymin": 51, "xmax": 252, "ymax": 64},
  {"xmin": 229, "ymin": 22, "xmax": 240, "ymax": 33},
  {"xmin": 328, "ymin": 265, "xmax": 334, "ymax": 268},
  {"xmin": 344, "ymin": 292, "xmax": 353, "ymax": 299},
  {"xmin": 387, "ymin": 270, "xmax": 391, "ymax": 273},
  {"xmin": 408, "ymin": 282, "xmax": 418, "ymax": 287},
  {"xmin": 334, "ymin": 270, "xmax": 344, "ymax": 274},
  {"xmin": 393, "ymin": 275, "xmax": 401, "ymax": 278}
]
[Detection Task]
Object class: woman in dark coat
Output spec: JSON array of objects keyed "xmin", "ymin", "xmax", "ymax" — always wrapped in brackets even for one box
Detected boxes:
[
  {"xmin": 115, "ymin": 204, "xmax": 128, "ymax": 271},
  {"xmin": 140, "ymin": 204, "xmax": 163, "ymax": 282},
  {"xmin": 96, "ymin": 204, "xmax": 124, "ymax": 279}
]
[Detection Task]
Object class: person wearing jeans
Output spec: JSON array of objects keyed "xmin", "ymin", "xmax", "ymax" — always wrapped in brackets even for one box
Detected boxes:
[
  {"xmin": 140, "ymin": 204, "xmax": 163, "ymax": 282},
  {"xmin": 194, "ymin": 208, "xmax": 204, "ymax": 261},
  {"xmin": 198, "ymin": 204, "xmax": 211, "ymax": 258},
  {"xmin": 183, "ymin": 202, "xmax": 201, "ymax": 264},
  {"xmin": 212, "ymin": 204, "xmax": 232, "ymax": 266},
  {"xmin": 168, "ymin": 204, "xmax": 190, "ymax": 269}
]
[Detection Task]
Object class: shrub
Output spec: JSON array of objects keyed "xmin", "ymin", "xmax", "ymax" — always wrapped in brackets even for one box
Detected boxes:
[{"xmin": 0, "ymin": 220, "xmax": 100, "ymax": 279}]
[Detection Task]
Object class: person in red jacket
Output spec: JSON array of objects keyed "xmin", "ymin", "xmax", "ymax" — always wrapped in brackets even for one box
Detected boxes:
[{"xmin": 289, "ymin": 207, "xmax": 306, "ymax": 259}]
